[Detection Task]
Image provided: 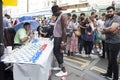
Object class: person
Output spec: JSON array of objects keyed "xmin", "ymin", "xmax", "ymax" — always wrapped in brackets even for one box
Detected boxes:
[
  {"xmin": 78, "ymin": 13, "xmax": 86, "ymax": 55},
  {"xmin": 96, "ymin": 13, "xmax": 106, "ymax": 58},
  {"xmin": 90, "ymin": 12, "xmax": 97, "ymax": 54},
  {"xmin": 84, "ymin": 17, "xmax": 95, "ymax": 57},
  {"xmin": 51, "ymin": 5, "xmax": 67, "ymax": 77},
  {"xmin": 3, "ymin": 14, "xmax": 12, "ymax": 28},
  {"xmin": 66, "ymin": 14, "xmax": 79, "ymax": 56},
  {"xmin": 37, "ymin": 20, "xmax": 48, "ymax": 37},
  {"xmin": 101, "ymin": 6, "xmax": 120, "ymax": 80},
  {"xmin": 14, "ymin": 22, "xmax": 32, "ymax": 48}
]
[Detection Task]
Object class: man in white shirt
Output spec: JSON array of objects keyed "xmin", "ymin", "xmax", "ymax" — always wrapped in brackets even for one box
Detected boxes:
[{"xmin": 3, "ymin": 14, "xmax": 12, "ymax": 28}]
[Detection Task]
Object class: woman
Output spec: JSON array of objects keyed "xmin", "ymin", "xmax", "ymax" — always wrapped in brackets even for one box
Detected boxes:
[
  {"xmin": 37, "ymin": 20, "xmax": 48, "ymax": 37},
  {"xmin": 66, "ymin": 14, "xmax": 79, "ymax": 56},
  {"xmin": 84, "ymin": 17, "xmax": 95, "ymax": 57}
]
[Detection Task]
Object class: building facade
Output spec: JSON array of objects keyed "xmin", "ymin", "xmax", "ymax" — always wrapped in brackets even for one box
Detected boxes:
[{"xmin": 3, "ymin": 0, "xmax": 120, "ymax": 17}]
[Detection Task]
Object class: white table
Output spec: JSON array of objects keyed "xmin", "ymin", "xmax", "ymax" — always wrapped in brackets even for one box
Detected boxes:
[{"xmin": 2, "ymin": 38, "xmax": 54, "ymax": 80}]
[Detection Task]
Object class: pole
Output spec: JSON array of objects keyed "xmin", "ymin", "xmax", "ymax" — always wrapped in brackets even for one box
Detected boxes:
[
  {"xmin": 27, "ymin": 0, "xmax": 29, "ymax": 12},
  {"xmin": 0, "ymin": 1, "xmax": 5, "ymax": 80},
  {"xmin": 0, "ymin": 0, "xmax": 4, "ymax": 57},
  {"xmin": 112, "ymin": 1, "xmax": 115, "ymax": 7}
]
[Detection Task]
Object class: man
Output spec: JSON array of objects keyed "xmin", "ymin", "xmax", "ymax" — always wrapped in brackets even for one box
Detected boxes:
[
  {"xmin": 78, "ymin": 13, "xmax": 86, "ymax": 55},
  {"xmin": 14, "ymin": 22, "xmax": 32, "ymax": 47},
  {"xmin": 51, "ymin": 5, "xmax": 67, "ymax": 77},
  {"xmin": 101, "ymin": 6, "xmax": 120, "ymax": 80},
  {"xmin": 3, "ymin": 14, "xmax": 12, "ymax": 28}
]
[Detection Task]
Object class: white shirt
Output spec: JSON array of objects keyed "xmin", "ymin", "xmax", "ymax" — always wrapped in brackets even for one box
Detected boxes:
[
  {"xmin": 97, "ymin": 19, "xmax": 105, "ymax": 31},
  {"xmin": 3, "ymin": 17, "xmax": 12, "ymax": 28}
]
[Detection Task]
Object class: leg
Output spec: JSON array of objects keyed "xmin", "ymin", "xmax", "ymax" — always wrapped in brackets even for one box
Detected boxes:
[
  {"xmin": 101, "ymin": 40, "xmax": 105, "ymax": 58},
  {"xmin": 0, "ymin": 62, "xmax": 5, "ymax": 80},
  {"xmin": 53, "ymin": 37, "xmax": 63, "ymax": 67},
  {"xmin": 110, "ymin": 43, "xmax": 120, "ymax": 80}
]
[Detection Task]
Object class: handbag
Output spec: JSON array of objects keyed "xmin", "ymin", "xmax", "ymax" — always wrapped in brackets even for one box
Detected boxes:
[
  {"xmin": 97, "ymin": 30, "xmax": 106, "ymax": 40},
  {"xmin": 66, "ymin": 29, "xmax": 73, "ymax": 37},
  {"xmin": 74, "ymin": 28, "xmax": 81, "ymax": 36}
]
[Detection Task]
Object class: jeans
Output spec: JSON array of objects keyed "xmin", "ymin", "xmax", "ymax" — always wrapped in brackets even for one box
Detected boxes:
[
  {"xmin": 79, "ymin": 35, "xmax": 85, "ymax": 53},
  {"xmin": 106, "ymin": 43, "xmax": 120, "ymax": 80},
  {"xmin": 102, "ymin": 40, "xmax": 106, "ymax": 58},
  {"xmin": 84, "ymin": 41, "xmax": 93, "ymax": 55},
  {"xmin": 53, "ymin": 37, "xmax": 63, "ymax": 67}
]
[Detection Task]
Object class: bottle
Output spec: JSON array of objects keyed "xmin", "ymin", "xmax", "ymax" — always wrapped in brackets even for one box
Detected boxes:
[{"xmin": 34, "ymin": 30, "xmax": 38, "ymax": 39}]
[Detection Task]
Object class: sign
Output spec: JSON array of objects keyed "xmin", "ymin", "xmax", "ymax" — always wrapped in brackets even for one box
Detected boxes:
[{"xmin": 2, "ymin": 0, "xmax": 17, "ymax": 6}]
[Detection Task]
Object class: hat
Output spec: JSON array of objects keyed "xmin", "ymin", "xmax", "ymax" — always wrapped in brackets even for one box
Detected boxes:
[{"xmin": 51, "ymin": 5, "xmax": 61, "ymax": 13}]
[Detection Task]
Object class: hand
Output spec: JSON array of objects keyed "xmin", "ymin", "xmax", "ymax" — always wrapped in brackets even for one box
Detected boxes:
[
  {"xmin": 60, "ymin": 42, "xmax": 66, "ymax": 50},
  {"xmin": 28, "ymin": 33, "xmax": 33, "ymax": 39},
  {"xmin": 113, "ymin": 27, "xmax": 119, "ymax": 34},
  {"xmin": 87, "ymin": 32, "xmax": 91, "ymax": 35},
  {"xmin": 101, "ymin": 28, "xmax": 107, "ymax": 34},
  {"xmin": 50, "ymin": 35, "xmax": 54, "ymax": 40}
]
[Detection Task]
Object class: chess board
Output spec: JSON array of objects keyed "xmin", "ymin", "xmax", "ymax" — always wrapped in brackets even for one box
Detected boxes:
[{"xmin": 2, "ymin": 38, "xmax": 53, "ymax": 64}]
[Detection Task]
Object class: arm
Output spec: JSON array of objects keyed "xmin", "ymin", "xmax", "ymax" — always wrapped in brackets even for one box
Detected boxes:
[
  {"xmin": 61, "ymin": 14, "xmax": 67, "ymax": 42},
  {"xmin": 102, "ymin": 22, "xmax": 120, "ymax": 34},
  {"xmin": 20, "ymin": 37, "xmax": 29, "ymax": 42},
  {"xmin": 19, "ymin": 29, "xmax": 31, "ymax": 43},
  {"xmin": 87, "ymin": 23, "xmax": 94, "ymax": 35},
  {"xmin": 79, "ymin": 24, "xmax": 86, "ymax": 29}
]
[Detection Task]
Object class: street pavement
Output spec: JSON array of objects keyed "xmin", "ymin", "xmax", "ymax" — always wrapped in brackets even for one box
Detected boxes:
[{"xmin": 50, "ymin": 53, "xmax": 120, "ymax": 80}]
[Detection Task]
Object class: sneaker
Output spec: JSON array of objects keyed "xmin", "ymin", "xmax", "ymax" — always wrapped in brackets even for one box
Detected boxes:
[
  {"xmin": 97, "ymin": 48, "xmax": 100, "ymax": 52},
  {"xmin": 52, "ymin": 67, "xmax": 61, "ymax": 70},
  {"xmin": 81, "ymin": 54, "xmax": 86, "ymax": 57},
  {"xmin": 91, "ymin": 50, "xmax": 95, "ymax": 54},
  {"xmin": 100, "ymin": 73, "xmax": 112, "ymax": 79},
  {"xmin": 55, "ymin": 71, "xmax": 67, "ymax": 77},
  {"xmin": 75, "ymin": 53, "xmax": 81, "ymax": 56}
]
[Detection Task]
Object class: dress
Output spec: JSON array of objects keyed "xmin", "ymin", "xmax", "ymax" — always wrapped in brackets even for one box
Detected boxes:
[{"xmin": 66, "ymin": 21, "xmax": 78, "ymax": 53}]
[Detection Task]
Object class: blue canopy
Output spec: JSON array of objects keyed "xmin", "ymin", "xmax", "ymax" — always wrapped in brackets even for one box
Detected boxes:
[
  {"xmin": 18, "ymin": 16, "xmax": 32, "ymax": 22},
  {"xmin": 14, "ymin": 20, "xmax": 39, "ymax": 31}
]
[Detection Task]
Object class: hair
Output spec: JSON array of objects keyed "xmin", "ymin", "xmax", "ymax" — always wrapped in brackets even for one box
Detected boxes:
[
  {"xmin": 23, "ymin": 22, "xmax": 30, "ymax": 28},
  {"xmin": 102, "ymin": 13, "xmax": 106, "ymax": 16},
  {"xmin": 4, "ymin": 14, "xmax": 9, "ymax": 16},
  {"xmin": 89, "ymin": 16, "xmax": 94, "ymax": 21},
  {"xmin": 80, "ymin": 13, "xmax": 85, "ymax": 16},
  {"xmin": 117, "ymin": 12, "xmax": 120, "ymax": 16},
  {"xmin": 72, "ymin": 14, "xmax": 77, "ymax": 18},
  {"xmin": 67, "ymin": 13, "xmax": 71, "ymax": 17},
  {"xmin": 51, "ymin": 5, "xmax": 61, "ymax": 13},
  {"xmin": 106, "ymin": 6, "xmax": 115, "ymax": 11},
  {"xmin": 91, "ymin": 12, "xmax": 95, "ymax": 16},
  {"xmin": 95, "ymin": 15, "xmax": 98, "ymax": 18}
]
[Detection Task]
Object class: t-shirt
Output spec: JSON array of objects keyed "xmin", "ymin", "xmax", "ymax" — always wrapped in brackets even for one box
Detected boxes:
[
  {"xmin": 104, "ymin": 15, "xmax": 120, "ymax": 44},
  {"xmin": 80, "ymin": 19, "xmax": 87, "ymax": 35},
  {"xmin": 14, "ymin": 28, "xmax": 29, "ymax": 45},
  {"xmin": 97, "ymin": 19, "xmax": 105, "ymax": 30},
  {"xmin": 3, "ymin": 17, "xmax": 12, "ymax": 28}
]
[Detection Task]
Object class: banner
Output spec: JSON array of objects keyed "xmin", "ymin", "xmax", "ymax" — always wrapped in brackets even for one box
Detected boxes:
[{"xmin": 2, "ymin": 0, "xmax": 17, "ymax": 6}]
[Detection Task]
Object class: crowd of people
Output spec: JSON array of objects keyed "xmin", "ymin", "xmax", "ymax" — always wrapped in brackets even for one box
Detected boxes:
[
  {"xmin": 1, "ymin": 5, "xmax": 120, "ymax": 80},
  {"xmin": 50, "ymin": 5, "xmax": 120, "ymax": 80}
]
